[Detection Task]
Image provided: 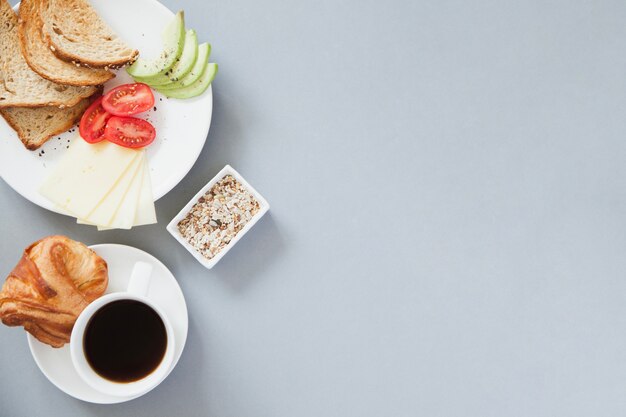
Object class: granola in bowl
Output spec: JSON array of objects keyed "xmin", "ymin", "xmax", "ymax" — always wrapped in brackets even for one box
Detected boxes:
[{"xmin": 177, "ymin": 175, "xmax": 261, "ymax": 260}]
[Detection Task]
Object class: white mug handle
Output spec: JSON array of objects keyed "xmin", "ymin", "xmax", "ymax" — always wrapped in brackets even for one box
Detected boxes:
[{"xmin": 126, "ymin": 261, "xmax": 153, "ymax": 297}]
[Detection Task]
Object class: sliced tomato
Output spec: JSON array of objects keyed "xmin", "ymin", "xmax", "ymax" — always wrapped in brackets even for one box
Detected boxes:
[
  {"xmin": 104, "ymin": 116, "xmax": 156, "ymax": 148},
  {"xmin": 79, "ymin": 97, "xmax": 111, "ymax": 143},
  {"xmin": 102, "ymin": 83, "xmax": 154, "ymax": 116}
]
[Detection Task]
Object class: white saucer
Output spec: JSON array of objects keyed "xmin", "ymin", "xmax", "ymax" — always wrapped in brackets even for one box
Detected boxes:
[{"xmin": 27, "ymin": 244, "xmax": 188, "ymax": 404}]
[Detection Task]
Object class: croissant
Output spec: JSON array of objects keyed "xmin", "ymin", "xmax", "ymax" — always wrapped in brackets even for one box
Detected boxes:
[{"xmin": 0, "ymin": 236, "xmax": 108, "ymax": 348}]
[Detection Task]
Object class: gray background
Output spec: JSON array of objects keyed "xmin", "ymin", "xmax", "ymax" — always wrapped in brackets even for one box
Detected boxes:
[{"xmin": 2, "ymin": 0, "xmax": 626, "ymax": 416}]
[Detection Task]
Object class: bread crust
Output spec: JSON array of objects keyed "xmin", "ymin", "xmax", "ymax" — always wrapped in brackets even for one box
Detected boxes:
[
  {"xmin": 18, "ymin": 0, "xmax": 114, "ymax": 86},
  {"xmin": 48, "ymin": 39, "xmax": 139, "ymax": 69},
  {"xmin": 0, "ymin": 102, "xmax": 83, "ymax": 150},
  {"xmin": 0, "ymin": 0, "xmax": 98, "ymax": 108},
  {"xmin": 0, "ymin": 93, "xmax": 95, "ymax": 109},
  {"xmin": 0, "ymin": 87, "xmax": 102, "ymax": 150},
  {"xmin": 41, "ymin": 0, "xmax": 138, "ymax": 68}
]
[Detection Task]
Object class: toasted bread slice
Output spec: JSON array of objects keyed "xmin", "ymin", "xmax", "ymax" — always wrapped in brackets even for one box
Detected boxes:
[
  {"xmin": 0, "ymin": 92, "xmax": 98, "ymax": 150},
  {"xmin": 18, "ymin": 0, "xmax": 114, "ymax": 87},
  {"xmin": 0, "ymin": 0, "xmax": 97, "ymax": 108},
  {"xmin": 41, "ymin": 0, "xmax": 138, "ymax": 68}
]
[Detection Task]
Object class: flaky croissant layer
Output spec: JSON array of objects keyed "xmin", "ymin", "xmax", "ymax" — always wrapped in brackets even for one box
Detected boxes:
[{"xmin": 0, "ymin": 235, "xmax": 108, "ymax": 347}]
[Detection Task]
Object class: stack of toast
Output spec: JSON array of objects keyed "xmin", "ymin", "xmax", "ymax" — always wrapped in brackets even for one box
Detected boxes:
[{"xmin": 0, "ymin": 0, "xmax": 137, "ymax": 150}]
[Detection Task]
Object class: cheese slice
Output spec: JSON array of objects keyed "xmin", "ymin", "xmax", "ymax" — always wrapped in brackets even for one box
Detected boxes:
[
  {"xmin": 40, "ymin": 139, "xmax": 141, "ymax": 219},
  {"xmin": 93, "ymin": 154, "xmax": 156, "ymax": 230},
  {"xmin": 82, "ymin": 152, "xmax": 143, "ymax": 226},
  {"xmin": 133, "ymin": 157, "xmax": 157, "ymax": 227},
  {"xmin": 96, "ymin": 155, "xmax": 145, "ymax": 230},
  {"xmin": 78, "ymin": 154, "xmax": 143, "ymax": 229}
]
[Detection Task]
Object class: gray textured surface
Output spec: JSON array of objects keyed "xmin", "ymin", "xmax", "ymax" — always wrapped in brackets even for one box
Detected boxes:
[{"xmin": 3, "ymin": 0, "xmax": 626, "ymax": 416}]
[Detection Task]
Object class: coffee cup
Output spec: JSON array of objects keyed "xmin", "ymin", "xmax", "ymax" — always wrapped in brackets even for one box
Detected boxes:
[{"xmin": 70, "ymin": 261, "xmax": 176, "ymax": 397}]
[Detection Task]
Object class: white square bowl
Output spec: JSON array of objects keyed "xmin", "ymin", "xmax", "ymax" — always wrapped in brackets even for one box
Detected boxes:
[{"xmin": 166, "ymin": 165, "xmax": 270, "ymax": 269}]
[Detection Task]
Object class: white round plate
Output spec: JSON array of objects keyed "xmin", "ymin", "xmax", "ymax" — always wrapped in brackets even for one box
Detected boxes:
[
  {"xmin": 0, "ymin": 0, "xmax": 213, "ymax": 214},
  {"xmin": 27, "ymin": 244, "xmax": 188, "ymax": 404}
]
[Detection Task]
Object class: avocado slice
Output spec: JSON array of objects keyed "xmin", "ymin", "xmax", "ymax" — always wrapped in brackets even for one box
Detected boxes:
[
  {"xmin": 157, "ymin": 43, "xmax": 210, "ymax": 90},
  {"xmin": 127, "ymin": 11, "xmax": 185, "ymax": 79},
  {"xmin": 156, "ymin": 63, "xmax": 217, "ymax": 99},
  {"xmin": 141, "ymin": 29, "xmax": 198, "ymax": 86}
]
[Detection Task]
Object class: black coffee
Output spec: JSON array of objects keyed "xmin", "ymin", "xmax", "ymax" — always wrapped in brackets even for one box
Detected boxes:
[{"xmin": 83, "ymin": 299, "xmax": 167, "ymax": 383}]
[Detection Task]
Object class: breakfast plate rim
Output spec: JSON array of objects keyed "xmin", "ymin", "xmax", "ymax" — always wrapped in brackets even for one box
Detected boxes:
[{"xmin": 1, "ymin": 0, "xmax": 213, "ymax": 214}]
